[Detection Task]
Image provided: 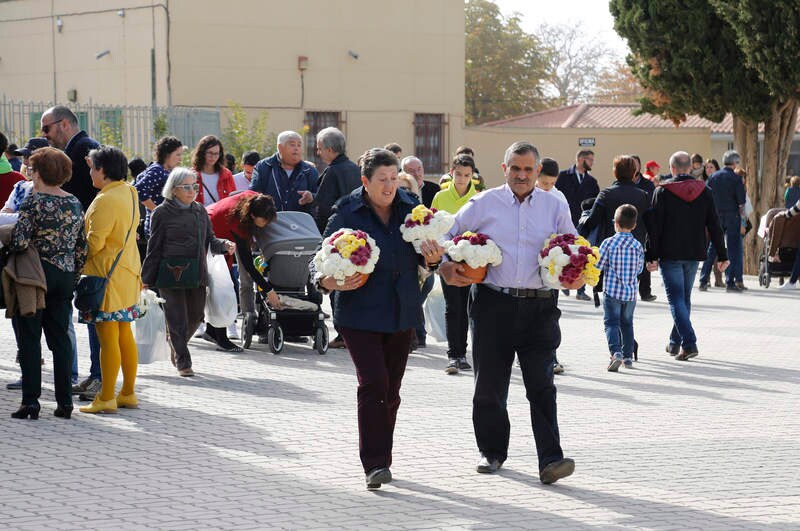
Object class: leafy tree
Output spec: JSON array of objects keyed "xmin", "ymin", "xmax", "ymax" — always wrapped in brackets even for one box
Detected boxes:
[
  {"xmin": 465, "ymin": 0, "xmax": 549, "ymax": 124},
  {"xmin": 221, "ymin": 101, "xmax": 276, "ymax": 163},
  {"xmin": 593, "ymin": 59, "xmax": 645, "ymax": 103},
  {"xmin": 537, "ymin": 22, "xmax": 617, "ymax": 106},
  {"xmin": 610, "ymin": 0, "xmax": 798, "ymax": 272}
]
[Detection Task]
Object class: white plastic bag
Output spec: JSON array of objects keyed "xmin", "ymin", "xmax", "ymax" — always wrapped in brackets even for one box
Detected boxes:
[
  {"xmin": 135, "ymin": 301, "xmax": 170, "ymax": 364},
  {"xmin": 423, "ymin": 276, "xmax": 447, "ymax": 342},
  {"xmin": 204, "ymin": 252, "xmax": 238, "ymax": 327}
]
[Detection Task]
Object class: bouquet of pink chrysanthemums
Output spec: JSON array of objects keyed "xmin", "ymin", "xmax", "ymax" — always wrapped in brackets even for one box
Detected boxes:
[{"xmin": 537, "ymin": 233, "xmax": 600, "ymax": 289}]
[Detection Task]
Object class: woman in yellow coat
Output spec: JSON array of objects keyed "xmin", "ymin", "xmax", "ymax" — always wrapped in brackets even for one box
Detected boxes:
[{"xmin": 79, "ymin": 146, "xmax": 142, "ymax": 414}]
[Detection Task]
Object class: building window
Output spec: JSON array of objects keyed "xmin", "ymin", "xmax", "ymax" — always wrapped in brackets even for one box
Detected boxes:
[
  {"xmin": 305, "ymin": 111, "xmax": 340, "ymax": 170},
  {"xmin": 414, "ymin": 113, "xmax": 445, "ymax": 175}
]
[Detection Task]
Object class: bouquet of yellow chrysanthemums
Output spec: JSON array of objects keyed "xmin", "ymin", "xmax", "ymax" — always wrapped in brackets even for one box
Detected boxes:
[
  {"xmin": 399, "ymin": 204, "xmax": 454, "ymax": 253},
  {"xmin": 312, "ymin": 228, "xmax": 380, "ymax": 286}
]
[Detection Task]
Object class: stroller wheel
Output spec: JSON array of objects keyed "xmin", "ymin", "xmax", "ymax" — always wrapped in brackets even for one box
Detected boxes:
[
  {"xmin": 314, "ymin": 326, "xmax": 329, "ymax": 355},
  {"xmin": 241, "ymin": 312, "xmax": 256, "ymax": 349},
  {"xmin": 268, "ymin": 325, "xmax": 284, "ymax": 354}
]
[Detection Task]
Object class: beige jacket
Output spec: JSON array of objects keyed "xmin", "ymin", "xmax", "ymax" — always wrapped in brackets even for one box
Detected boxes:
[{"xmin": 0, "ymin": 224, "xmax": 47, "ymax": 317}]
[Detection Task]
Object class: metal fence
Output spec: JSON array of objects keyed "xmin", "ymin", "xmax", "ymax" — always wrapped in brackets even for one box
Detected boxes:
[{"xmin": 0, "ymin": 96, "xmax": 220, "ymax": 158}]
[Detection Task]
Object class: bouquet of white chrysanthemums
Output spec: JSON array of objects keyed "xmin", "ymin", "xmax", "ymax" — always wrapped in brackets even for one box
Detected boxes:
[
  {"xmin": 445, "ymin": 231, "xmax": 503, "ymax": 269},
  {"xmin": 313, "ymin": 228, "xmax": 380, "ymax": 286},
  {"xmin": 400, "ymin": 204, "xmax": 455, "ymax": 253}
]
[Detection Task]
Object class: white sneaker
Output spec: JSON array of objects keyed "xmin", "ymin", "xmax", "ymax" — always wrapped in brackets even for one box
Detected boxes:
[
  {"xmin": 779, "ymin": 281, "xmax": 797, "ymax": 290},
  {"xmin": 227, "ymin": 321, "xmax": 239, "ymax": 339}
]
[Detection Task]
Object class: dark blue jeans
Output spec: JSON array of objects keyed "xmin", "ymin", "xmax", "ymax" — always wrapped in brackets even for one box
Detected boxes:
[
  {"xmin": 415, "ymin": 274, "xmax": 435, "ymax": 342},
  {"xmin": 602, "ymin": 296, "xmax": 636, "ymax": 359},
  {"xmin": 701, "ymin": 213, "xmax": 742, "ymax": 285},
  {"xmin": 469, "ymin": 285, "xmax": 563, "ymax": 471},
  {"xmin": 68, "ymin": 315, "xmax": 101, "ymax": 381},
  {"xmin": 660, "ymin": 260, "xmax": 699, "ymax": 351}
]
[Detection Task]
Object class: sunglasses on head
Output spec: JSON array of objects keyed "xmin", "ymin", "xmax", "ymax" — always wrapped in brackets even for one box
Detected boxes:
[
  {"xmin": 176, "ymin": 183, "xmax": 200, "ymax": 192},
  {"xmin": 41, "ymin": 119, "xmax": 64, "ymax": 134}
]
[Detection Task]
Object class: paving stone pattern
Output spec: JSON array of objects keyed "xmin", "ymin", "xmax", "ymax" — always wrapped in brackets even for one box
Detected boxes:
[{"xmin": 1, "ymin": 274, "xmax": 798, "ymax": 530}]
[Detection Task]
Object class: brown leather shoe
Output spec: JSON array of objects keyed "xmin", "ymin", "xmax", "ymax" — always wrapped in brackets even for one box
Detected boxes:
[{"xmin": 540, "ymin": 458, "xmax": 575, "ymax": 484}]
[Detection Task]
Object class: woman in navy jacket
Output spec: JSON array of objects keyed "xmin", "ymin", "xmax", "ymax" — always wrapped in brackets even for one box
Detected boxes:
[{"xmin": 312, "ymin": 148, "xmax": 444, "ymax": 489}]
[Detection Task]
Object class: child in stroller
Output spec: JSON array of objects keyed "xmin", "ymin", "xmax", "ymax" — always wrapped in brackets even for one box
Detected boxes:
[{"xmin": 240, "ymin": 211, "xmax": 329, "ymax": 353}]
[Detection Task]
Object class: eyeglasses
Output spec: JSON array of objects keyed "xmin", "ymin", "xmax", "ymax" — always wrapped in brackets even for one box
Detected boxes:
[
  {"xmin": 41, "ymin": 119, "xmax": 64, "ymax": 134},
  {"xmin": 175, "ymin": 183, "xmax": 200, "ymax": 192},
  {"xmin": 25, "ymin": 166, "xmax": 36, "ymax": 176}
]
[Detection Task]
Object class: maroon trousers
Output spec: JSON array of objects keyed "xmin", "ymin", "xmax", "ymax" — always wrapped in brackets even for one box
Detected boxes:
[{"xmin": 339, "ymin": 326, "xmax": 413, "ymax": 473}]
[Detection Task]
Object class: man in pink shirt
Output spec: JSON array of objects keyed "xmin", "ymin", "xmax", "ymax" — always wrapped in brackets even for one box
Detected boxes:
[{"xmin": 440, "ymin": 141, "xmax": 576, "ymax": 485}]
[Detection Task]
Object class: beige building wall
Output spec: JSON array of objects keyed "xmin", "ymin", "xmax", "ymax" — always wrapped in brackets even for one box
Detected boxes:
[
  {"xmin": 0, "ymin": 0, "xmax": 465, "ymax": 173},
  {"xmin": 463, "ymin": 127, "xmax": 713, "ymax": 188}
]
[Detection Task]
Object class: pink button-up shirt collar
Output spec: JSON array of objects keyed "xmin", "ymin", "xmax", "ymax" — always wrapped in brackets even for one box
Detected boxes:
[{"xmin": 446, "ymin": 183, "xmax": 576, "ymax": 289}]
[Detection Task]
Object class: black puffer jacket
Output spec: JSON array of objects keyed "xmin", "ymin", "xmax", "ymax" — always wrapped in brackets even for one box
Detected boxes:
[{"xmin": 141, "ymin": 199, "xmax": 230, "ymax": 287}]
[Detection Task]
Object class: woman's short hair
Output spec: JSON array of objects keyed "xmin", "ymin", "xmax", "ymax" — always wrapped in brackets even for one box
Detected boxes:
[
  {"xmin": 128, "ymin": 157, "xmax": 148, "ymax": 179},
  {"xmin": 397, "ymin": 172, "xmax": 419, "ymax": 196},
  {"xmin": 229, "ymin": 193, "xmax": 277, "ymax": 232},
  {"xmin": 790, "ymin": 175, "xmax": 800, "ymax": 187},
  {"xmin": 360, "ymin": 148, "xmax": 399, "ymax": 179},
  {"xmin": 154, "ymin": 136, "xmax": 183, "ymax": 165},
  {"xmin": 613, "ymin": 155, "xmax": 637, "ymax": 183},
  {"xmin": 88, "ymin": 145, "xmax": 128, "ymax": 182},
  {"xmin": 162, "ymin": 167, "xmax": 195, "ymax": 200},
  {"xmin": 191, "ymin": 135, "xmax": 224, "ymax": 173},
  {"xmin": 28, "ymin": 147, "xmax": 72, "ymax": 186}
]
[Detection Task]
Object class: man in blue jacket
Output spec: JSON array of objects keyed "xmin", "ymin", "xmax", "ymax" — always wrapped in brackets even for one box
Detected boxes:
[
  {"xmin": 250, "ymin": 131, "xmax": 319, "ymax": 214},
  {"xmin": 556, "ymin": 149, "xmax": 600, "ymax": 301},
  {"xmin": 699, "ymin": 150, "xmax": 746, "ymax": 292}
]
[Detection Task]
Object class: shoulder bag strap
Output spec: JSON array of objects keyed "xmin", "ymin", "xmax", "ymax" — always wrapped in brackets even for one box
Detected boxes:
[{"xmin": 105, "ymin": 187, "xmax": 137, "ymax": 281}]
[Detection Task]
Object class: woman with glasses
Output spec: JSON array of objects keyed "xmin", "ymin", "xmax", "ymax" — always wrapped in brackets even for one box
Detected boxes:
[
  {"xmin": 78, "ymin": 146, "xmax": 142, "ymax": 414},
  {"xmin": 141, "ymin": 167, "xmax": 235, "ymax": 377},
  {"xmin": 191, "ymin": 135, "xmax": 235, "ymax": 207},
  {"xmin": 9, "ymin": 147, "xmax": 87, "ymax": 419}
]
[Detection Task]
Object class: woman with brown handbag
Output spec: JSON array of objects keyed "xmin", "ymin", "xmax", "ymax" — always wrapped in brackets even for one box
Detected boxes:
[{"xmin": 141, "ymin": 167, "xmax": 234, "ymax": 377}]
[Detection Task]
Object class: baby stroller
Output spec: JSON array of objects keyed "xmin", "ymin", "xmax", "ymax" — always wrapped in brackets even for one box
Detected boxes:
[
  {"xmin": 758, "ymin": 207, "xmax": 800, "ymax": 288},
  {"xmin": 240, "ymin": 211, "xmax": 328, "ymax": 354}
]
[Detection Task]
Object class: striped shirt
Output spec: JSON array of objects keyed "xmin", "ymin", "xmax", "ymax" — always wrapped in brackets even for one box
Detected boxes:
[
  {"xmin": 787, "ymin": 199, "xmax": 800, "ymax": 218},
  {"xmin": 597, "ymin": 232, "xmax": 644, "ymax": 301}
]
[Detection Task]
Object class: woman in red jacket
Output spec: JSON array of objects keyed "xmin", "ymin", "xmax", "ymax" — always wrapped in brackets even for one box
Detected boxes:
[
  {"xmin": 206, "ymin": 191, "xmax": 281, "ymax": 347},
  {"xmin": 191, "ymin": 135, "xmax": 235, "ymax": 206}
]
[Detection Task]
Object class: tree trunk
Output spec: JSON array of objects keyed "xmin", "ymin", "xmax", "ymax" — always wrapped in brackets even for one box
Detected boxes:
[
  {"xmin": 739, "ymin": 100, "xmax": 798, "ymax": 275},
  {"xmin": 733, "ymin": 115, "xmax": 759, "ymax": 275}
]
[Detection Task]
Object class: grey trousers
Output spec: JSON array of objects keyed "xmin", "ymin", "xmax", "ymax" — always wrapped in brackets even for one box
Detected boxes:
[
  {"xmin": 235, "ymin": 247, "xmax": 256, "ymax": 314},
  {"xmin": 161, "ymin": 287, "xmax": 206, "ymax": 370}
]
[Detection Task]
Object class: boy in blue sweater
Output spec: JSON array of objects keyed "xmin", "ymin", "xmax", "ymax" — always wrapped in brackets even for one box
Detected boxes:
[{"xmin": 597, "ymin": 204, "xmax": 645, "ymax": 371}]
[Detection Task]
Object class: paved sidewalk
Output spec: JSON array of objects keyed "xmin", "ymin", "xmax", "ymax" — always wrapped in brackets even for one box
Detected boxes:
[{"xmin": 1, "ymin": 274, "xmax": 798, "ymax": 530}]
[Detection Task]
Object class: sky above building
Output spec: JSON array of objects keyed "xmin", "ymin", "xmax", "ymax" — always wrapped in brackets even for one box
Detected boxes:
[{"xmin": 491, "ymin": 0, "xmax": 630, "ymax": 59}]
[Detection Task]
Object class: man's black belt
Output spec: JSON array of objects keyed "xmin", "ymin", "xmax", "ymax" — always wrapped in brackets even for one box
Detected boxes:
[{"xmin": 483, "ymin": 283, "xmax": 553, "ymax": 298}]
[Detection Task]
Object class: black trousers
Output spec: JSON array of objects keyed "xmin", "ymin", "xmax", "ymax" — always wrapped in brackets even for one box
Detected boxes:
[
  {"xmin": 470, "ymin": 285, "xmax": 564, "ymax": 471},
  {"xmin": 639, "ymin": 269, "xmax": 652, "ymax": 298},
  {"xmin": 17, "ymin": 261, "xmax": 74, "ymax": 407},
  {"xmin": 442, "ymin": 282, "xmax": 470, "ymax": 359}
]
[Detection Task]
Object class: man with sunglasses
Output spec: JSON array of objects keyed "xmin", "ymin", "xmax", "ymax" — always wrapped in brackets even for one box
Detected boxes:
[
  {"xmin": 40, "ymin": 105, "xmax": 99, "ymax": 212},
  {"xmin": 40, "ymin": 105, "xmax": 103, "ymax": 400}
]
